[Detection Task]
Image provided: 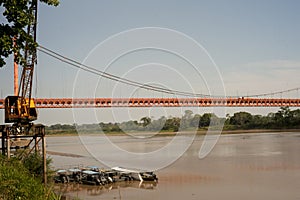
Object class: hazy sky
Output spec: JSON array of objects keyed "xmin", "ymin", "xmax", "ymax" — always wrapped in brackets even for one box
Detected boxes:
[{"xmin": 1, "ymin": 0, "xmax": 300, "ymax": 124}]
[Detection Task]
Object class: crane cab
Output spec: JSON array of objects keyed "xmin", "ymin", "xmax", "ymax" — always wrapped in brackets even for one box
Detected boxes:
[{"xmin": 4, "ymin": 96, "xmax": 37, "ymax": 123}]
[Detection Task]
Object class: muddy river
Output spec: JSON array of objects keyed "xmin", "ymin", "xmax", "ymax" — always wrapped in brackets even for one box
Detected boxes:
[{"xmin": 47, "ymin": 132, "xmax": 300, "ymax": 200}]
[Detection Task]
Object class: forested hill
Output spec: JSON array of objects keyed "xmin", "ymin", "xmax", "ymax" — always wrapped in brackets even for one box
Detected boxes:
[{"xmin": 46, "ymin": 107, "xmax": 300, "ymax": 134}]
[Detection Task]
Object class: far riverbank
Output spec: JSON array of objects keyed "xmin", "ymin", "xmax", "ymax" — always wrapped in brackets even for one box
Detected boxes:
[{"xmin": 45, "ymin": 128, "xmax": 300, "ymax": 137}]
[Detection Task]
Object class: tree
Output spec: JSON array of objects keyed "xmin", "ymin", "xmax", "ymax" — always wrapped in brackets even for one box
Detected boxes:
[
  {"xmin": 290, "ymin": 109, "xmax": 300, "ymax": 126},
  {"xmin": 162, "ymin": 117, "xmax": 180, "ymax": 132},
  {"xmin": 273, "ymin": 106, "xmax": 293, "ymax": 127},
  {"xmin": 190, "ymin": 114, "xmax": 201, "ymax": 128},
  {"xmin": 229, "ymin": 111, "xmax": 252, "ymax": 128},
  {"xmin": 199, "ymin": 113, "xmax": 212, "ymax": 127},
  {"xmin": 140, "ymin": 117, "xmax": 151, "ymax": 127},
  {"xmin": 181, "ymin": 110, "xmax": 193, "ymax": 129},
  {"xmin": 0, "ymin": 0, "xmax": 59, "ymax": 67},
  {"xmin": 183, "ymin": 110, "xmax": 193, "ymax": 118}
]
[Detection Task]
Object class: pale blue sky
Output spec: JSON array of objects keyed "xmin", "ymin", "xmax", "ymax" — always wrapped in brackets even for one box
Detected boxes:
[{"xmin": 1, "ymin": 0, "xmax": 300, "ymax": 124}]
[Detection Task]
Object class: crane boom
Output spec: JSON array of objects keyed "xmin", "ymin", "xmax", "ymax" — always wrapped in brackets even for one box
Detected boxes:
[
  {"xmin": 20, "ymin": 0, "xmax": 38, "ymax": 101},
  {"xmin": 4, "ymin": 0, "xmax": 38, "ymax": 126}
]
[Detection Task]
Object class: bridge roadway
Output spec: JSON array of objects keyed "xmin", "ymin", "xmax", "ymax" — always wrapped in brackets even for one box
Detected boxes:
[{"xmin": 1, "ymin": 97, "xmax": 300, "ymax": 108}]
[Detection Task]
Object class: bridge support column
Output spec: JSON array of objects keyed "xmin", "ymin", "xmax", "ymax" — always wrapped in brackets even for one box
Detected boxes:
[
  {"xmin": 1, "ymin": 125, "xmax": 6, "ymax": 156},
  {"xmin": 0, "ymin": 124, "xmax": 47, "ymax": 184}
]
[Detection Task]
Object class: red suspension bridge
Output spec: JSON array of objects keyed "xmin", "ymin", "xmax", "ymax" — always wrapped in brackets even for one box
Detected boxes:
[
  {"xmin": 1, "ymin": 97, "xmax": 300, "ymax": 109},
  {"xmin": 2, "ymin": 46, "xmax": 300, "ymax": 109}
]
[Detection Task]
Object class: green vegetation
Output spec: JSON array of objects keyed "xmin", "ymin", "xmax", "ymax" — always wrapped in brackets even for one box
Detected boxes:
[
  {"xmin": 46, "ymin": 107, "xmax": 300, "ymax": 134},
  {"xmin": 22, "ymin": 152, "xmax": 55, "ymax": 182},
  {"xmin": 0, "ymin": 0, "xmax": 59, "ymax": 67},
  {"xmin": 226, "ymin": 106, "xmax": 300, "ymax": 130},
  {"xmin": 0, "ymin": 154, "xmax": 60, "ymax": 200},
  {"xmin": 46, "ymin": 123, "xmax": 76, "ymax": 134}
]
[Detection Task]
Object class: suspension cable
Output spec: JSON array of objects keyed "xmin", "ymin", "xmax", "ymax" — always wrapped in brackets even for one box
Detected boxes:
[
  {"xmin": 38, "ymin": 45, "xmax": 300, "ymax": 98},
  {"xmin": 38, "ymin": 45, "xmax": 211, "ymax": 97}
]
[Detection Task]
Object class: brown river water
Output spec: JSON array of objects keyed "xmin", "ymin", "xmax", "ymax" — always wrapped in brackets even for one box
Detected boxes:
[{"xmin": 47, "ymin": 132, "xmax": 300, "ymax": 200}]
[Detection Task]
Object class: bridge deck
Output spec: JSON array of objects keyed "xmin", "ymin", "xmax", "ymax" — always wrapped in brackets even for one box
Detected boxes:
[{"xmin": 1, "ymin": 98, "xmax": 300, "ymax": 108}]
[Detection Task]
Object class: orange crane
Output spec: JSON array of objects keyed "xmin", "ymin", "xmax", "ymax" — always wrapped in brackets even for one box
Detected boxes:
[{"xmin": 4, "ymin": 0, "xmax": 38, "ymax": 134}]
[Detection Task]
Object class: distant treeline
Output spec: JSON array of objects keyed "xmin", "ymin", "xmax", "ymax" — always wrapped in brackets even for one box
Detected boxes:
[{"xmin": 46, "ymin": 107, "xmax": 300, "ymax": 134}]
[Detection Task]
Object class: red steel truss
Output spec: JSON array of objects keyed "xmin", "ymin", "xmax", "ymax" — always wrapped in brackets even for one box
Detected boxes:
[{"xmin": 1, "ymin": 97, "xmax": 300, "ymax": 109}]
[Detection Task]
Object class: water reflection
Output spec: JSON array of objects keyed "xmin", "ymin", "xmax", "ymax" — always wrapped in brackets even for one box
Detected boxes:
[{"xmin": 54, "ymin": 181, "xmax": 157, "ymax": 199}]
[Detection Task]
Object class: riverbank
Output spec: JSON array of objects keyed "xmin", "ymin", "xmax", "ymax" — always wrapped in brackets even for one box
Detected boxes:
[{"xmin": 45, "ymin": 128, "xmax": 300, "ymax": 137}]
